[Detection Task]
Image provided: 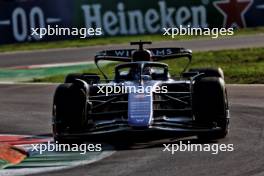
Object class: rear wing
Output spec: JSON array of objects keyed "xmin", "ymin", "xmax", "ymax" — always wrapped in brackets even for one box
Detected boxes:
[
  {"xmin": 95, "ymin": 47, "xmax": 192, "ymax": 80},
  {"xmin": 95, "ymin": 48, "xmax": 192, "ymax": 62}
]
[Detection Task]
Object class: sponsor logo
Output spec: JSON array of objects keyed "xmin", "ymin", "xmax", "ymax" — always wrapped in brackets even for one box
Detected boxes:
[
  {"xmin": 214, "ymin": 0, "xmax": 253, "ymax": 28},
  {"xmin": 82, "ymin": 1, "xmax": 208, "ymax": 36}
]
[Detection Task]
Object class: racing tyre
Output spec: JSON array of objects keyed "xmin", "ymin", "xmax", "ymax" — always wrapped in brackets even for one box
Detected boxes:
[
  {"xmin": 65, "ymin": 73, "xmax": 100, "ymax": 84},
  {"xmin": 189, "ymin": 68, "xmax": 224, "ymax": 78},
  {"xmin": 193, "ymin": 76, "xmax": 229, "ymax": 141},
  {"xmin": 53, "ymin": 83, "xmax": 88, "ymax": 143},
  {"xmin": 64, "ymin": 73, "xmax": 83, "ymax": 83}
]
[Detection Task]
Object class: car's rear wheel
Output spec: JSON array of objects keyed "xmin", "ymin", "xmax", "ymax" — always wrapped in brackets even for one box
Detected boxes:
[
  {"xmin": 53, "ymin": 82, "xmax": 88, "ymax": 143},
  {"xmin": 189, "ymin": 67, "xmax": 224, "ymax": 78},
  {"xmin": 65, "ymin": 73, "xmax": 100, "ymax": 84},
  {"xmin": 193, "ymin": 76, "xmax": 229, "ymax": 141}
]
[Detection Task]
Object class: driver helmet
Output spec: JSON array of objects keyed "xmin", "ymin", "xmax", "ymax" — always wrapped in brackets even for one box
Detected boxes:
[{"xmin": 143, "ymin": 66, "xmax": 154, "ymax": 75}]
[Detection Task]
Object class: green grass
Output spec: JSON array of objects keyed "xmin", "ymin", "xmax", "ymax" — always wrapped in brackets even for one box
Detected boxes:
[
  {"xmin": 1, "ymin": 27, "xmax": 264, "ymax": 53},
  {"xmin": 33, "ymin": 47, "xmax": 264, "ymax": 84}
]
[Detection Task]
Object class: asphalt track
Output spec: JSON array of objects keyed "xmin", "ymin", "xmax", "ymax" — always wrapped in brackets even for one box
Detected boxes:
[
  {"xmin": 0, "ymin": 35, "xmax": 264, "ymax": 175},
  {"xmin": 0, "ymin": 84, "xmax": 264, "ymax": 176},
  {"xmin": 0, "ymin": 34, "xmax": 264, "ymax": 68}
]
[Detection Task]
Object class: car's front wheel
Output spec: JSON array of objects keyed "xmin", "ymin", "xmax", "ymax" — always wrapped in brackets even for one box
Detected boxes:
[{"xmin": 52, "ymin": 82, "xmax": 88, "ymax": 143}]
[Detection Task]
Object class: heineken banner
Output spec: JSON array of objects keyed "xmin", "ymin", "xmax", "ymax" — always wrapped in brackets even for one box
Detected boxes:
[{"xmin": 0, "ymin": 0, "xmax": 264, "ymax": 44}]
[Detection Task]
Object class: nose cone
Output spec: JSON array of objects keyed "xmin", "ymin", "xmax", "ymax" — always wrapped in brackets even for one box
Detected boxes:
[{"xmin": 128, "ymin": 93, "xmax": 153, "ymax": 127}]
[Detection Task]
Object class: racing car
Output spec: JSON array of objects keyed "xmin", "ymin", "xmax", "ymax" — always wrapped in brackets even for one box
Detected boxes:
[{"xmin": 52, "ymin": 41, "xmax": 230, "ymax": 142}]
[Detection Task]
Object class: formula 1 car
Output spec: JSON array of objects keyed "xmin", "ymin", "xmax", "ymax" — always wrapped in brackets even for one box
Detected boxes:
[{"xmin": 52, "ymin": 41, "xmax": 230, "ymax": 142}]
